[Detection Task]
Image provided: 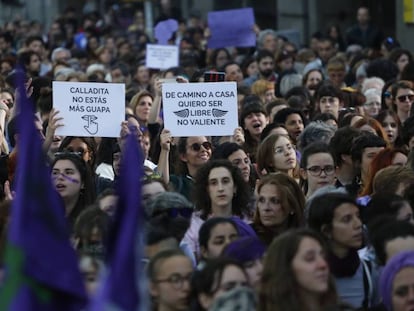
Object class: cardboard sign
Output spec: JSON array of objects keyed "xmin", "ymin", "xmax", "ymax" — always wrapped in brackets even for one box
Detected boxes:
[
  {"xmin": 52, "ymin": 81, "xmax": 125, "ymax": 138},
  {"xmin": 207, "ymin": 8, "xmax": 256, "ymax": 48},
  {"xmin": 162, "ymin": 82, "xmax": 238, "ymax": 137},
  {"xmin": 146, "ymin": 44, "xmax": 179, "ymax": 69}
]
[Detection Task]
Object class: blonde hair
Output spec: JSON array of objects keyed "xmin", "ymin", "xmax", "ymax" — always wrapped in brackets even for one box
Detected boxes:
[{"xmin": 251, "ymin": 79, "xmax": 274, "ymax": 98}]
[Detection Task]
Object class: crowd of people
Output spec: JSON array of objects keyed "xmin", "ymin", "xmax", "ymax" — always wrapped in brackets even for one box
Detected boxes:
[{"xmin": 0, "ymin": 2, "xmax": 414, "ymax": 311}]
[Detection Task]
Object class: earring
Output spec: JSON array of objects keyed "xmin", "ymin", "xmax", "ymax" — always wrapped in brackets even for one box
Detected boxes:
[{"xmin": 289, "ymin": 210, "xmax": 294, "ymax": 215}]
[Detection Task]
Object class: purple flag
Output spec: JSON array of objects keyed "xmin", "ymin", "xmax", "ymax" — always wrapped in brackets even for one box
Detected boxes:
[
  {"xmin": 89, "ymin": 129, "xmax": 145, "ymax": 310},
  {"xmin": 0, "ymin": 70, "xmax": 88, "ymax": 310},
  {"xmin": 207, "ymin": 8, "xmax": 256, "ymax": 49}
]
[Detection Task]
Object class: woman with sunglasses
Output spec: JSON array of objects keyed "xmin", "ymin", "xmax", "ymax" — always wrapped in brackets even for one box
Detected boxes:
[
  {"xmin": 158, "ymin": 130, "xmax": 212, "ymax": 202},
  {"xmin": 299, "ymin": 142, "xmax": 336, "ymax": 199},
  {"xmin": 148, "ymin": 249, "xmax": 194, "ymax": 311},
  {"xmin": 391, "ymin": 80, "xmax": 414, "ymax": 124},
  {"xmin": 183, "ymin": 160, "xmax": 252, "ymax": 260},
  {"xmin": 51, "ymin": 152, "xmax": 95, "ymax": 230}
]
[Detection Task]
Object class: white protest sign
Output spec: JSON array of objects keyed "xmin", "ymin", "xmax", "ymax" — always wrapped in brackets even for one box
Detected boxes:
[
  {"xmin": 52, "ymin": 81, "xmax": 125, "ymax": 138},
  {"xmin": 146, "ymin": 44, "xmax": 179, "ymax": 69},
  {"xmin": 162, "ymin": 82, "xmax": 238, "ymax": 137}
]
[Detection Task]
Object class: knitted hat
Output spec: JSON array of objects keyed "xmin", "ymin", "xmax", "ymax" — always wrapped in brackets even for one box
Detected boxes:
[
  {"xmin": 380, "ymin": 250, "xmax": 414, "ymax": 310},
  {"xmin": 222, "ymin": 236, "xmax": 266, "ymax": 263}
]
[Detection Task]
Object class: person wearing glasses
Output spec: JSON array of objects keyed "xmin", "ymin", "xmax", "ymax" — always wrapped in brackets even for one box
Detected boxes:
[
  {"xmin": 256, "ymin": 134, "xmax": 298, "ymax": 180},
  {"xmin": 391, "ymin": 80, "xmax": 414, "ymax": 124},
  {"xmin": 157, "ymin": 130, "xmax": 212, "ymax": 202},
  {"xmin": 363, "ymin": 88, "xmax": 382, "ymax": 118},
  {"xmin": 148, "ymin": 249, "xmax": 194, "ymax": 311},
  {"xmin": 300, "ymin": 142, "xmax": 336, "ymax": 200}
]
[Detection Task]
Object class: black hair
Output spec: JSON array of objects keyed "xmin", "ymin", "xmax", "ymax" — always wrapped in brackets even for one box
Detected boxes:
[
  {"xmin": 368, "ymin": 217, "xmax": 414, "ymax": 266},
  {"xmin": 308, "ymin": 192, "xmax": 358, "ymax": 234},
  {"xmin": 350, "ymin": 131, "xmax": 386, "ymax": 164},
  {"xmin": 198, "ymin": 217, "xmax": 239, "ymax": 252},
  {"xmin": 365, "ymin": 59, "xmax": 399, "ymax": 83},
  {"xmin": 17, "ymin": 50, "xmax": 39, "ymax": 68},
  {"xmin": 194, "ymin": 160, "xmax": 250, "ymax": 219},
  {"xmin": 73, "ymin": 205, "xmax": 109, "ymax": 258},
  {"xmin": 329, "ymin": 126, "xmax": 361, "ymax": 167},
  {"xmin": 364, "ymin": 193, "xmax": 412, "ymax": 225},
  {"xmin": 256, "ymin": 49, "xmax": 274, "ymax": 62},
  {"xmin": 316, "ymin": 82, "xmax": 343, "ymax": 101},
  {"xmin": 300, "ymin": 142, "xmax": 334, "ymax": 169},
  {"xmin": 25, "ymin": 35, "xmax": 44, "ymax": 47},
  {"xmin": 190, "ymin": 257, "xmax": 246, "ymax": 311},
  {"xmin": 273, "ymin": 107, "xmax": 307, "ymax": 127},
  {"xmin": 402, "ymin": 116, "xmax": 414, "ymax": 145},
  {"xmin": 260, "ymin": 123, "xmax": 287, "ymax": 141}
]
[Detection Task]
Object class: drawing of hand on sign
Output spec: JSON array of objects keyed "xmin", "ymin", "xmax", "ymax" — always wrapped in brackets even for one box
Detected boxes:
[
  {"xmin": 173, "ymin": 108, "xmax": 228, "ymax": 118},
  {"xmin": 82, "ymin": 115, "xmax": 98, "ymax": 135}
]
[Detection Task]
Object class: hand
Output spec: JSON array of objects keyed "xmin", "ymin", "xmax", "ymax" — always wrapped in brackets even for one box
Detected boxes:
[
  {"xmin": 160, "ymin": 128, "xmax": 173, "ymax": 151},
  {"xmin": 253, "ymin": 24, "xmax": 261, "ymax": 35},
  {"xmin": 232, "ymin": 127, "xmax": 245, "ymax": 145},
  {"xmin": 154, "ymin": 77, "xmax": 162, "ymax": 97},
  {"xmin": 204, "ymin": 27, "xmax": 211, "ymax": 39},
  {"xmin": 4, "ymin": 180, "xmax": 15, "ymax": 201},
  {"xmin": 45, "ymin": 108, "xmax": 64, "ymax": 140},
  {"xmin": 0, "ymin": 99, "xmax": 10, "ymax": 115},
  {"xmin": 24, "ymin": 77, "xmax": 33, "ymax": 98},
  {"xmin": 176, "ymin": 76, "xmax": 189, "ymax": 83}
]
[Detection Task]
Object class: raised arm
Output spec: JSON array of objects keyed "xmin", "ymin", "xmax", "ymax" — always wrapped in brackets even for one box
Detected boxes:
[
  {"xmin": 157, "ymin": 128, "xmax": 173, "ymax": 185},
  {"xmin": 148, "ymin": 77, "xmax": 162, "ymax": 124}
]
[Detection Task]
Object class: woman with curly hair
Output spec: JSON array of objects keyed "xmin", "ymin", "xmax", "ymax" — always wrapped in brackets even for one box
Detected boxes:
[{"xmin": 182, "ymin": 159, "xmax": 252, "ymax": 260}]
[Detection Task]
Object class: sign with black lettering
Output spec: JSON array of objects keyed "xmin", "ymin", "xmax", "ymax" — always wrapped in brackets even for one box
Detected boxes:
[
  {"xmin": 52, "ymin": 81, "xmax": 125, "ymax": 137},
  {"xmin": 146, "ymin": 44, "xmax": 179, "ymax": 69},
  {"xmin": 162, "ymin": 82, "xmax": 238, "ymax": 136}
]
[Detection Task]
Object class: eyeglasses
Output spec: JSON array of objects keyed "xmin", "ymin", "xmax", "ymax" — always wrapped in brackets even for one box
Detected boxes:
[
  {"xmin": 397, "ymin": 94, "xmax": 414, "ymax": 102},
  {"xmin": 307, "ymin": 165, "xmax": 335, "ymax": 176},
  {"xmin": 155, "ymin": 273, "xmax": 193, "ymax": 289},
  {"xmin": 189, "ymin": 141, "xmax": 212, "ymax": 151},
  {"xmin": 152, "ymin": 207, "xmax": 193, "ymax": 218},
  {"xmin": 364, "ymin": 101, "xmax": 381, "ymax": 108}
]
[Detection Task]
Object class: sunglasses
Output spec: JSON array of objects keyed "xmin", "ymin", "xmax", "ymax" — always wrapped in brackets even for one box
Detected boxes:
[
  {"xmin": 54, "ymin": 151, "xmax": 83, "ymax": 158},
  {"xmin": 189, "ymin": 141, "xmax": 212, "ymax": 151},
  {"xmin": 397, "ymin": 94, "xmax": 414, "ymax": 102},
  {"xmin": 152, "ymin": 207, "xmax": 193, "ymax": 218}
]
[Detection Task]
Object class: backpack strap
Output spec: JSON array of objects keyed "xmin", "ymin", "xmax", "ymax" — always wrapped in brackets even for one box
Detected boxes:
[{"xmin": 361, "ymin": 259, "xmax": 373, "ymax": 309}]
